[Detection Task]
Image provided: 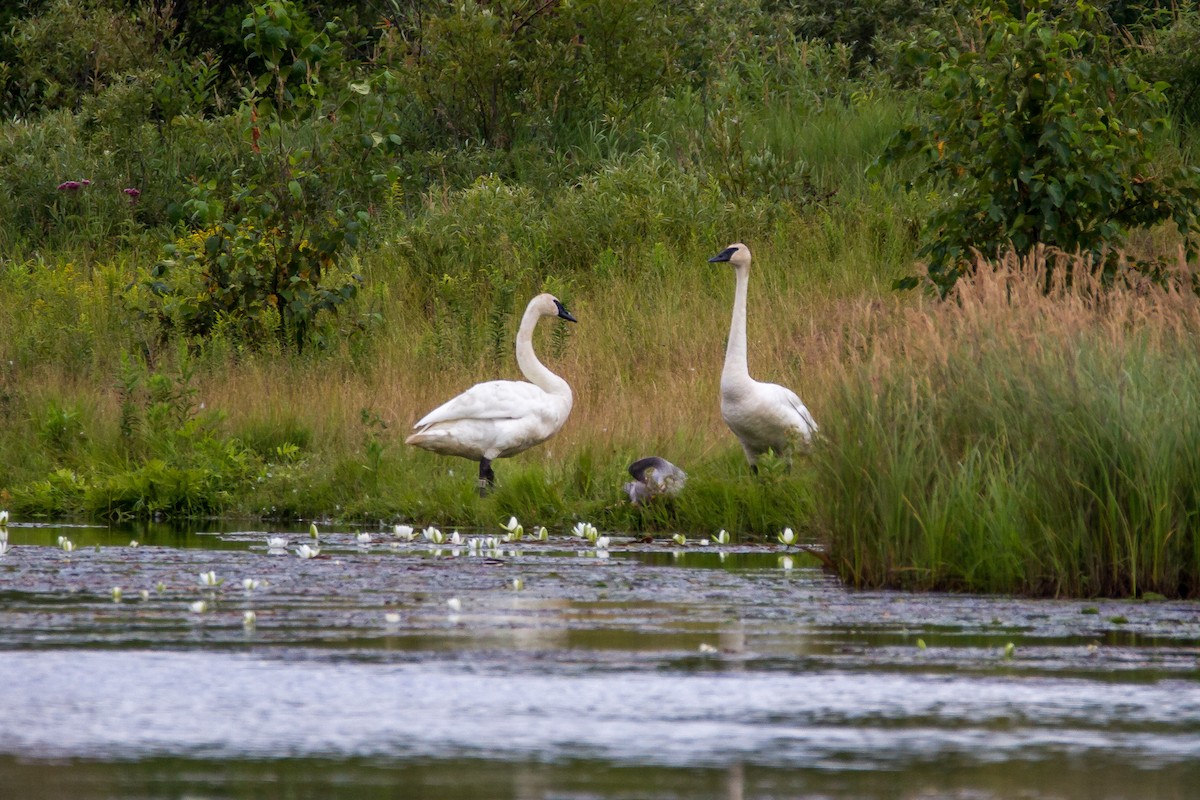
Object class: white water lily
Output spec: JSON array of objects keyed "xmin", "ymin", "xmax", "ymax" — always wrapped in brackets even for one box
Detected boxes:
[
  {"xmin": 199, "ymin": 571, "xmax": 222, "ymax": 587},
  {"xmin": 393, "ymin": 524, "xmax": 415, "ymax": 541},
  {"xmin": 111, "ymin": 587, "xmax": 122, "ymax": 602},
  {"xmin": 672, "ymin": 533, "xmax": 688, "ymax": 547},
  {"xmin": 595, "ymin": 535, "xmax": 611, "ymax": 550},
  {"xmin": 242, "ymin": 578, "xmax": 262, "ymax": 592},
  {"xmin": 189, "ymin": 600, "xmax": 208, "ymax": 614},
  {"xmin": 501, "ymin": 516, "xmax": 524, "ymax": 540},
  {"xmin": 778, "ymin": 527, "xmax": 797, "ymax": 546},
  {"xmin": 449, "ymin": 531, "xmax": 463, "ymax": 546},
  {"xmin": 512, "ymin": 578, "xmax": 524, "ymax": 591},
  {"xmin": 139, "ymin": 589, "xmax": 150, "ymax": 601},
  {"xmin": 384, "ymin": 611, "xmax": 401, "ymax": 624},
  {"xmin": 267, "ymin": 536, "xmax": 289, "ymax": 550},
  {"xmin": 243, "ymin": 610, "xmax": 257, "ymax": 627},
  {"xmin": 571, "ymin": 521, "xmax": 598, "ymax": 541},
  {"xmin": 698, "ymin": 539, "xmax": 710, "ymax": 547},
  {"xmin": 421, "ymin": 526, "xmax": 441, "ymax": 542},
  {"xmin": 0, "ymin": 509, "xmax": 8, "ymax": 526},
  {"xmin": 57, "ymin": 535, "xmax": 66, "ymax": 546},
  {"xmin": 296, "ymin": 544, "xmax": 320, "ymax": 559},
  {"xmin": 533, "ymin": 525, "xmax": 548, "ymax": 541},
  {"xmin": 467, "ymin": 537, "xmax": 482, "ymax": 552},
  {"xmin": 712, "ymin": 530, "xmax": 731, "ymax": 545},
  {"xmin": 446, "ymin": 597, "xmax": 462, "ymax": 613},
  {"xmin": 356, "ymin": 532, "xmax": 372, "ymax": 545},
  {"xmin": 698, "ymin": 643, "xmax": 719, "ymax": 654},
  {"xmin": 128, "ymin": 540, "xmax": 139, "ymax": 548},
  {"xmin": 155, "ymin": 581, "xmax": 166, "ymax": 593},
  {"xmin": 60, "ymin": 538, "xmax": 76, "ymax": 553},
  {"xmin": 309, "ymin": 522, "xmax": 320, "ymax": 539}
]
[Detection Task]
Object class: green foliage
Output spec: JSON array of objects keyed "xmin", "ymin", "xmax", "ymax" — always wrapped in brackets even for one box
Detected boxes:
[
  {"xmin": 380, "ymin": 0, "xmax": 677, "ymax": 149},
  {"xmin": 1134, "ymin": 8, "xmax": 1200, "ymax": 129},
  {"xmin": 882, "ymin": 1, "xmax": 1200, "ymax": 292},
  {"xmin": 2, "ymin": 0, "xmax": 172, "ymax": 114},
  {"xmin": 138, "ymin": 1, "xmax": 366, "ymax": 353},
  {"xmin": 788, "ymin": 0, "xmax": 949, "ymax": 68}
]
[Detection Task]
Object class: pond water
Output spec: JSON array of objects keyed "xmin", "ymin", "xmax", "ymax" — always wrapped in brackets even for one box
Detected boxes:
[{"xmin": 0, "ymin": 521, "xmax": 1197, "ymax": 799}]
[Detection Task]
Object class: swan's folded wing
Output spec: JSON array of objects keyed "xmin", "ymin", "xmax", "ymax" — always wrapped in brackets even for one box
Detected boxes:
[
  {"xmin": 775, "ymin": 384, "xmax": 818, "ymax": 434},
  {"xmin": 413, "ymin": 380, "xmax": 547, "ymax": 429}
]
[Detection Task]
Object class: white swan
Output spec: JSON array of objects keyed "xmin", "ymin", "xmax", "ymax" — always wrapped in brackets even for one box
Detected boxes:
[
  {"xmin": 406, "ymin": 293, "xmax": 576, "ymax": 490},
  {"xmin": 708, "ymin": 243, "xmax": 817, "ymax": 471},
  {"xmin": 623, "ymin": 456, "xmax": 687, "ymax": 504}
]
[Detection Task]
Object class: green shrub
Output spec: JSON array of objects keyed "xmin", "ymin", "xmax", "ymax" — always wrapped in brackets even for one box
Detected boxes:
[
  {"xmin": 1134, "ymin": 8, "xmax": 1200, "ymax": 129},
  {"xmin": 881, "ymin": 0, "xmax": 1200, "ymax": 292},
  {"xmin": 4, "ymin": 0, "xmax": 171, "ymax": 114}
]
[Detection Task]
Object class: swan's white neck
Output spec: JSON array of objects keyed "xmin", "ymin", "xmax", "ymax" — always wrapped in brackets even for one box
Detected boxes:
[
  {"xmin": 516, "ymin": 304, "xmax": 572, "ymax": 399},
  {"xmin": 723, "ymin": 264, "xmax": 751, "ymax": 385}
]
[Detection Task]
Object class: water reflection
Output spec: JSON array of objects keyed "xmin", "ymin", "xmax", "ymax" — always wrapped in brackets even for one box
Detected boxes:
[{"xmin": 0, "ymin": 521, "xmax": 1198, "ymax": 799}]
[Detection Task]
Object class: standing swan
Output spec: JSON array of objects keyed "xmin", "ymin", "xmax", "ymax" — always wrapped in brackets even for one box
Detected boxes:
[
  {"xmin": 708, "ymin": 243, "xmax": 817, "ymax": 471},
  {"xmin": 406, "ymin": 293, "xmax": 577, "ymax": 491}
]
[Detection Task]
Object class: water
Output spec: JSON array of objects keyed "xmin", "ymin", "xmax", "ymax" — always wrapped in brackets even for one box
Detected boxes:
[{"xmin": 1, "ymin": 522, "xmax": 1198, "ymax": 799}]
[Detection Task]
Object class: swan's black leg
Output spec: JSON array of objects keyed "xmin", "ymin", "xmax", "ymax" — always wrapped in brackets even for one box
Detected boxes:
[{"xmin": 478, "ymin": 459, "xmax": 496, "ymax": 496}]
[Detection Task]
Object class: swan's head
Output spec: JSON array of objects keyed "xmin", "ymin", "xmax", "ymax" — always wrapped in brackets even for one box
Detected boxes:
[
  {"xmin": 708, "ymin": 242, "xmax": 751, "ymax": 269},
  {"xmin": 530, "ymin": 292, "xmax": 577, "ymax": 323}
]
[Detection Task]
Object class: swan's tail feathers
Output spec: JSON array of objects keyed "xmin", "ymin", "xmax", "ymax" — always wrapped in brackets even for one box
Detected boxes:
[{"xmin": 405, "ymin": 428, "xmax": 438, "ymax": 449}]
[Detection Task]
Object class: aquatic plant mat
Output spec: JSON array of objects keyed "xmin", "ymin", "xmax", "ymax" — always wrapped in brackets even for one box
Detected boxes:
[
  {"xmin": 1, "ymin": 521, "xmax": 1198, "ymax": 799},
  {"xmin": 816, "ymin": 252, "xmax": 1200, "ymax": 598}
]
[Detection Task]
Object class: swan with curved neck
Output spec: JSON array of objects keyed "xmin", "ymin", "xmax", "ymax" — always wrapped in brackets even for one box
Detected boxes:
[
  {"xmin": 708, "ymin": 242, "xmax": 816, "ymax": 470},
  {"xmin": 406, "ymin": 293, "xmax": 576, "ymax": 490}
]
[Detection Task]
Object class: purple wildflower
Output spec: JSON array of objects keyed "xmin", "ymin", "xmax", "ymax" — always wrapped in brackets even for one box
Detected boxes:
[
  {"xmin": 57, "ymin": 181, "xmax": 82, "ymax": 191},
  {"xmin": 123, "ymin": 187, "xmax": 141, "ymax": 202}
]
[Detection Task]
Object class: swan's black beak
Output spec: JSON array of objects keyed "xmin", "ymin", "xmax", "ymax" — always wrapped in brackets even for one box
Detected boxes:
[
  {"xmin": 708, "ymin": 246, "xmax": 737, "ymax": 263},
  {"xmin": 554, "ymin": 300, "xmax": 577, "ymax": 323}
]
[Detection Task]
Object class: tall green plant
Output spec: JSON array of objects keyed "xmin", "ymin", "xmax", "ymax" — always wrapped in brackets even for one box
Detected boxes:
[
  {"xmin": 881, "ymin": 1, "xmax": 1200, "ymax": 292},
  {"xmin": 146, "ymin": 0, "xmax": 366, "ymax": 352}
]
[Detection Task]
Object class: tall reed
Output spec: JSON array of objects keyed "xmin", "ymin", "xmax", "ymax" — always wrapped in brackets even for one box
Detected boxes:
[{"xmin": 813, "ymin": 250, "xmax": 1200, "ymax": 598}]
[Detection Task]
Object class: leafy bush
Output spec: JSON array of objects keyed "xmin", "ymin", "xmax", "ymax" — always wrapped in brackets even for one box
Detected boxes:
[
  {"xmin": 3, "ymin": 0, "xmax": 172, "ymax": 114},
  {"xmin": 882, "ymin": 0, "xmax": 1200, "ymax": 292},
  {"xmin": 1134, "ymin": 8, "xmax": 1200, "ymax": 128},
  {"xmin": 379, "ymin": 0, "xmax": 679, "ymax": 149}
]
